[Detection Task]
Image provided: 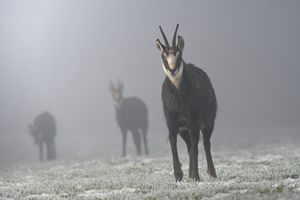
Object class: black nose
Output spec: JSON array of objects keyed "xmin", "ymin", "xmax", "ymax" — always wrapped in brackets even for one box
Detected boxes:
[{"xmin": 171, "ymin": 69, "xmax": 177, "ymax": 76}]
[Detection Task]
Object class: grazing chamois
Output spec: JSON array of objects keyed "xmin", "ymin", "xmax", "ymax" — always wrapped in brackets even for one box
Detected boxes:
[
  {"xmin": 110, "ymin": 81, "xmax": 149, "ymax": 157},
  {"xmin": 28, "ymin": 111, "xmax": 57, "ymax": 161},
  {"xmin": 155, "ymin": 24, "xmax": 217, "ymax": 181}
]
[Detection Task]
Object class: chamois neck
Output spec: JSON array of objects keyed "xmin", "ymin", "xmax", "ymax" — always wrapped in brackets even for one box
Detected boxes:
[
  {"xmin": 164, "ymin": 60, "xmax": 184, "ymax": 90},
  {"xmin": 114, "ymin": 98, "xmax": 124, "ymax": 110}
]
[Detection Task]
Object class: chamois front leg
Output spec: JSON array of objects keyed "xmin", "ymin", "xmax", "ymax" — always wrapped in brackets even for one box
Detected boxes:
[
  {"xmin": 132, "ymin": 128, "xmax": 141, "ymax": 156},
  {"xmin": 179, "ymin": 131, "xmax": 192, "ymax": 178},
  {"xmin": 121, "ymin": 129, "xmax": 127, "ymax": 157},
  {"xmin": 190, "ymin": 127, "xmax": 200, "ymax": 181},
  {"xmin": 39, "ymin": 142, "xmax": 44, "ymax": 161},
  {"xmin": 169, "ymin": 130, "xmax": 183, "ymax": 181}
]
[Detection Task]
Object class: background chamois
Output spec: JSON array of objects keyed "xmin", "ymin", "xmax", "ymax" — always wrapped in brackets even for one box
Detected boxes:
[
  {"xmin": 28, "ymin": 111, "xmax": 57, "ymax": 161},
  {"xmin": 110, "ymin": 81, "xmax": 149, "ymax": 157},
  {"xmin": 156, "ymin": 24, "xmax": 217, "ymax": 181}
]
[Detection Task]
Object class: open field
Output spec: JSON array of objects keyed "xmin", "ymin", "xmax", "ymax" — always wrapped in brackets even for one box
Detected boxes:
[{"xmin": 0, "ymin": 144, "xmax": 299, "ymax": 200}]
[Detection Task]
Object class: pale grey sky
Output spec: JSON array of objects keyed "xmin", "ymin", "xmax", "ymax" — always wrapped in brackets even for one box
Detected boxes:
[{"xmin": 0, "ymin": 0, "xmax": 299, "ymax": 162}]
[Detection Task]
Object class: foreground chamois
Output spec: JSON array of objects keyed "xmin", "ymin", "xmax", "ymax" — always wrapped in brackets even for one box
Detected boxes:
[
  {"xmin": 110, "ymin": 81, "xmax": 149, "ymax": 157},
  {"xmin": 28, "ymin": 111, "xmax": 57, "ymax": 161},
  {"xmin": 155, "ymin": 24, "xmax": 217, "ymax": 181}
]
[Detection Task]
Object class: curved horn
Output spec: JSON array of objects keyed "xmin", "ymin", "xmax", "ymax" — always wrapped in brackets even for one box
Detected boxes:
[
  {"xmin": 159, "ymin": 25, "xmax": 169, "ymax": 48},
  {"xmin": 172, "ymin": 24, "xmax": 179, "ymax": 47}
]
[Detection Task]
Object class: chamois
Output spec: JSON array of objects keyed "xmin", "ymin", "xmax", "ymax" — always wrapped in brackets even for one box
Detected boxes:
[
  {"xmin": 110, "ymin": 81, "xmax": 149, "ymax": 157},
  {"xmin": 28, "ymin": 111, "xmax": 57, "ymax": 161},
  {"xmin": 155, "ymin": 24, "xmax": 217, "ymax": 181}
]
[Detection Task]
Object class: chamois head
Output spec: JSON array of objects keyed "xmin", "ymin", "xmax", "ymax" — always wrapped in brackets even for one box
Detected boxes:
[
  {"xmin": 110, "ymin": 80, "xmax": 124, "ymax": 103},
  {"xmin": 28, "ymin": 124, "xmax": 40, "ymax": 145},
  {"xmin": 156, "ymin": 24, "xmax": 185, "ymax": 87}
]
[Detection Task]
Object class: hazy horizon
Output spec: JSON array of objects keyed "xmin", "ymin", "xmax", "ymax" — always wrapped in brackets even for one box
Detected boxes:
[{"xmin": 1, "ymin": 0, "xmax": 299, "ymax": 163}]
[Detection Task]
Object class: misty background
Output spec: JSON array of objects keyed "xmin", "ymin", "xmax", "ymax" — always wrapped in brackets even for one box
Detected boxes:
[{"xmin": 0, "ymin": 0, "xmax": 299, "ymax": 163}]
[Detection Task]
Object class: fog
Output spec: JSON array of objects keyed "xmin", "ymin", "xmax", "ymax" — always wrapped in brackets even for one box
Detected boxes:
[{"xmin": 0, "ymin": 0, "xmax": 300, "ymax": 163}]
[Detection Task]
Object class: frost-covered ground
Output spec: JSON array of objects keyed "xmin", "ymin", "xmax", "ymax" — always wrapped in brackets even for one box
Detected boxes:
[{"xmin": 0, "ymin": 146, "xmax": 300, "ymax": 200}]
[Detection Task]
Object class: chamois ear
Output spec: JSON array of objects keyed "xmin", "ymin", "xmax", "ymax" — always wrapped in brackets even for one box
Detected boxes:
[
  {"xmin": 177, "ymin": 35, "xmax": 184, "ymax": 52},
  {"xmin": 155, "ymin": 39, "xmax": 165, "ymax": 52}
]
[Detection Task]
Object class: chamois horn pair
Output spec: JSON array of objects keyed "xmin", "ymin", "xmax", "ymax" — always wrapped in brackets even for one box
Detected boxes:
[{"xmin": 159, "ymin": 24, "xmax": 179, "ymax": 48}]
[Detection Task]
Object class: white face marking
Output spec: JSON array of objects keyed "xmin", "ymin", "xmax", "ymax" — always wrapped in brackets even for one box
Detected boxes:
[
  {"xmin": 114, "ymin": 99, "xmax": 124, "ymax": 110},
  {"xmin": 113, "ymin": 92, "xmax": 121, "ymax": 102},
  {"xmin": 166, "ymin": 54, "xmax": 178, "ymax": 70},
  {"xmin": 114, "ymin": 97, "xmax": 124, "ymax": 110},
  {"xmin": 111, "ymin": 91, "xmax": 123, "ymax": 109},
  {"xmin": 163, "ymin": 61, "xmax": 183, "ymax": 89}
]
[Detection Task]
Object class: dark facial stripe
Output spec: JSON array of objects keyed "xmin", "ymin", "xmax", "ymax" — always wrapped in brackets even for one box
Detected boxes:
[{"xmin": 161, "ymin": 52, "xmax": 182, "ymax": 73}]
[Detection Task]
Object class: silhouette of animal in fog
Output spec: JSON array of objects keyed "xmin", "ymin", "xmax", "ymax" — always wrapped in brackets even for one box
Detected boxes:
[
  {"xmin": 155, "ymin": 24, "xmax": 217, "ymax": 181},
  {"xmin": 110, "ymin": 80, "xmax": 149, "ymax": 157},
  {"xmin": 28, "ymin": 111, "xmax": 57, "ymax": 161}
]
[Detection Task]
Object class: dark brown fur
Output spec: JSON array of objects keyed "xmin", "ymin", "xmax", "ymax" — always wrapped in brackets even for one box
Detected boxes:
[
  {"xmin": 110, "ymin": 81, "xmax": 149, "ymax": 156},
  {"xmin": 156, "ymin": 24, "xmax": 217, "ymax": 181},
  {"xmin": 28, "ymin": 111, "xmax": 57, "ymax": 161}
]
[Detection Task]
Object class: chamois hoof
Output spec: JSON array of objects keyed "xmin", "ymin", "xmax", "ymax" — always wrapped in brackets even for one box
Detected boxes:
[
  {"xmin": 174, "ymin": 169, "xmax": 183, "ymax": 182},
  {"xmin": 190, "ymin": 172, "xmax": 200, "ymax": 181},
  {"xmin": 208, "ymin": 169, "xmax": 217, "ymax": 178}
]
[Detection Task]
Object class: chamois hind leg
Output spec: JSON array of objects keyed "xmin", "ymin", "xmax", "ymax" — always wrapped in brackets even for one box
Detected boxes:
[
  {"xmin": 132, "ymin": 129, "xmax": 141, "ymax": 156},
  {"xmin": 46, "ymin": 139, "xmax": 51, "ymax": 160},
  {"xmin": 46, "ymin": 138, "xmax": 56, "ymax": 160},
  {"xmin": 202, "ymin": 123, "xmax": 217, "ymax": 178},
  {"xmin": 51, "ymin": 139, "xmax": 56, "ymax": 160},
  {"xmin": 141, "ymin": 128, "xmax": 149, "ymax": 155},
  {"xmin": 179, "ymin": 130, "xmax": 192, "ymax": 178}
]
